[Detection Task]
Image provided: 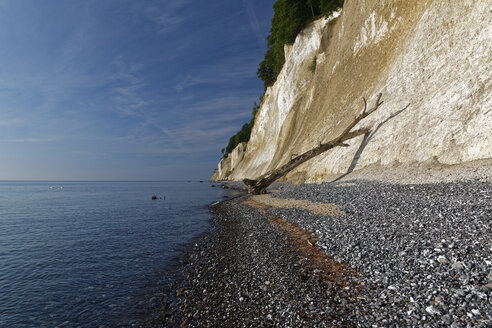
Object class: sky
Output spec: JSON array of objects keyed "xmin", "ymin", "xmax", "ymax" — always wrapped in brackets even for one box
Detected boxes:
[{"xmin": 0, "ymin": 0, "xmax": 274, "ymax": 180}]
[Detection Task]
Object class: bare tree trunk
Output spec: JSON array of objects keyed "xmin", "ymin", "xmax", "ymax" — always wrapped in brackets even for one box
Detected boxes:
[
  {"xmin": 243, "ymin": 93, "xmax": 384, "ymax": 194},
  {"xmin": 308, "ymin": 0, "xmax": 315, "ymax": 17}
]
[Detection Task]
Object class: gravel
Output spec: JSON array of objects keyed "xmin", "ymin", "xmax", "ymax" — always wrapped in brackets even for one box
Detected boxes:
[
  {"xmin": 158, "ymin": 179, "xmax": 491, "ymax": 327},
  {"xmin": 270, "ymin": 180, "xmax": 492, "ymax": 327},
  {"xmin": 158, "ymin": 197, "xmax": 358, "ymax": 327}
]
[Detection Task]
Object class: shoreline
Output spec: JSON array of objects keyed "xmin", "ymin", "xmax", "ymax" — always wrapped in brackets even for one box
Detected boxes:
[
  {"xmin": 158, "ymin": 179, "xmax": 491, "ymax": 327},
  {"xmin": 158, "ymin": 195, "xmax": 359, "ymax": 327}
]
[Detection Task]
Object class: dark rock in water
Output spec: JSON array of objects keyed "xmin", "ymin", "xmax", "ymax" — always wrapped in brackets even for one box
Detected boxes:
[
  {"xmin": 200, "ymin": 181, "xmax": 204, "ymax": 183},
  {"xmin": 151, "ymin": 196, "xmax": 158, "ymax": 200},
  {"xmin": 210, "ymin": 185, "xmax": 216, "ymax": 188}
]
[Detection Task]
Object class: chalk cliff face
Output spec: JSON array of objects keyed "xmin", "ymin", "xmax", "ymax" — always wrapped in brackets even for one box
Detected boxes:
[{"xmin": 214, "ymin": 0, "xmax": 491, "ymax": 182}]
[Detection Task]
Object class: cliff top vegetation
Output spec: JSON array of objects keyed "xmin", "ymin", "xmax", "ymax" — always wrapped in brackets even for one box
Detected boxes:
[
  {"xmin": 221, "ymin": 0, "xmax": 343, "ymax": 159},
  {"xmin": 258, "ymin": 0, "xmax": 343, "ymax": 88}
]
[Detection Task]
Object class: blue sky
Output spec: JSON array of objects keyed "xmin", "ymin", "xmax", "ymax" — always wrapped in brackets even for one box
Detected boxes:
[{"xmin": 0, "ymin": 0, "xmax": 274, "ymax": 180}]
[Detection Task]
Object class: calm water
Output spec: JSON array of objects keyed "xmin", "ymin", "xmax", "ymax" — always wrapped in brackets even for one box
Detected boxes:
[{"xmin": 0, "ymin": 181, "xmax": 237, "ymax": 327}]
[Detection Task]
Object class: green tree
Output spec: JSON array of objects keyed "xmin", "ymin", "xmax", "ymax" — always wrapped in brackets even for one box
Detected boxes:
[
  {"xmin": 257, "ymin": 0, "xmax": 343, "ymax": 89},
  {"xmin": 222, "ymin": 98, "xmax": 262, "ymax": 158},
  {"xmin": 320, "ymin": 0, "xmax": 343, "ymax": 13},
  {"xmin": 257, "ymin": 0, "xmax": 321, "ymax": 88},
  {"xmin": 225, "ymin": 123, "xmax": 251, "ymax": 154}
]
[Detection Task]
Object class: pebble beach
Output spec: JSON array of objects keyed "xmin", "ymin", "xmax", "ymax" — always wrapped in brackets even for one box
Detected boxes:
[{"xmin": 159, "ymin": 179, "xmax": 491, "ymax": 327}]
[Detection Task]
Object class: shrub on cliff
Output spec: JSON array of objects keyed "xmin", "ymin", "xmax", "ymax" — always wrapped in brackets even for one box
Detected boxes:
[
  {"xmin": 320, "ymin": 0, "xmax": 344, "ymax": 13},
  {"xmin": 225, "ymin": 123, "xmax": 251, "ymax": 155},
  {"xmin": 257, "ymin": 0, "xmax": 343, "ymax": 89},
  {"xmin": 223, "ymin": 100, "xmax": 261, "ymax": 157}
]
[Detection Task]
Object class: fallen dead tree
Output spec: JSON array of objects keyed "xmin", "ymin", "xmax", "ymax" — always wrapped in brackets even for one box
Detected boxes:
[{"xmin": 243, "ymin": 93, "xmax": 384, "ymax": 194}]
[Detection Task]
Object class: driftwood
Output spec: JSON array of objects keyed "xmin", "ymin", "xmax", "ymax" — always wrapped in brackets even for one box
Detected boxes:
[{"xmin": 243, "ymin": 93, "xmax": 384, "ymax": 194}]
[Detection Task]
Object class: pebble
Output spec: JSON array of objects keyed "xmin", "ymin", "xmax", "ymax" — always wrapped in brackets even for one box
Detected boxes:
[
  {"xmin": 161, "ymin": 180, "xmax": 492, "ymax": 327},
  {"xmin": 425, "ymin": 305, "xmax": 441, "ymax": 315},
  {"xmin": 452, "ymin": 262, "xmax": 465, "ymax": 271},
  {"xmin": 438, "ymin": 255, "xmax": 449, "ymax": 264},
  {"xmin": 442, "ymin": 314, "xmax": 452, "ymax": 325}
]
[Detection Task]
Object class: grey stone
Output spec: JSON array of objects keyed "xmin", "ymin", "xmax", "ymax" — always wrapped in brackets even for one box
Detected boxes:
[
  {"xmin": 452, "ymin": 262, "xmax": 465, "ymax": 271},
  {"xmin": 442, "ymin": 314, "xmax": 452, "ymax": 325},
  {"xmin": 425, "ymin": 305, "xmax": 441, "ymax": 315},
  {"xmin": 438, "ymin": 255, "xmax": 449, "ymax": 264}
]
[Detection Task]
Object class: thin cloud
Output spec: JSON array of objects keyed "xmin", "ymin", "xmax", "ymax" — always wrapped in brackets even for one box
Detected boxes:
[
  {"xmin": 175, "ymin": 74, "xmax": 204, "ymax": 92},
  {"xmin": 72, "ymin": 151, "xmax": 108, "ymax": 156},
  {"xmin": 110, "ymin": 57, "xmax": 149, "ymax": 117},
  {"xmin": 140, "ymin": 114, "xmax": 251, "ymax": 156},
  {"xmin": 121, "ymin": 108, "xmax": 252, "ymax": 157},
  {"xmin": 243, "ymin": 0, "xmax": 265, "ymax": 47},
  {"xmin": 155, "ymin": 125, "xmax": 192, "ymax": 155},
  {"xmin": 178, "ymin": 92, "xmax": 260, "ymax": 114},
  {"xmin": 110, "ymin": 57, "xmax": 144, "ymax": 85},
  {"xmin": 0, "ymin": 137, "xmax": 59, "ymax": 143},
  {"xmin": 113, "ymin": 84, "xmax": 149, "ymax": 117},
  {"xmin": 143, "ymin": 0, "xmax": 193, "ymax": 35},
  {"xmin": 174, "ymin": 53, "xmax": 259, "ymax": 92},
  {"xmin": 0, "ymin": 118, "xmax": 23, "ymax": 126}
]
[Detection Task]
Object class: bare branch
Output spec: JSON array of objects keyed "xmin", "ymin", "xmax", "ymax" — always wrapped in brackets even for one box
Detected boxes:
[{"xmin": 243, "ymin": 93, "xmax": 384, "ymax": 194}]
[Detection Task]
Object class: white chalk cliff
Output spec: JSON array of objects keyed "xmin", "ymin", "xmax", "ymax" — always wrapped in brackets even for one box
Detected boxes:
[{"xmin": 214, "ymin": 0, "xmax": 491, "ymax": 183}]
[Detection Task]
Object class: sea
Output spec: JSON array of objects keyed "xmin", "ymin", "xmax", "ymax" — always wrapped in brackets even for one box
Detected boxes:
[{"xmin": 0, "ymin": 181, "xmax": 240, "ymax": 327}]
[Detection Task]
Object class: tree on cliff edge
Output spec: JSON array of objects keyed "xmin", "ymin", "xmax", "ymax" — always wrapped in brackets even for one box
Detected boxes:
[{"xmin": 257, "ymin": 0, "xmax": 344, "ymax": 89}]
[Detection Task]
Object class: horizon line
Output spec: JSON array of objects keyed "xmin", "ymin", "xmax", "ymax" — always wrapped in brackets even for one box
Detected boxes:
[{"xmin": 0, "ymin": 179, "xmax": 212, "ymax": 183}]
